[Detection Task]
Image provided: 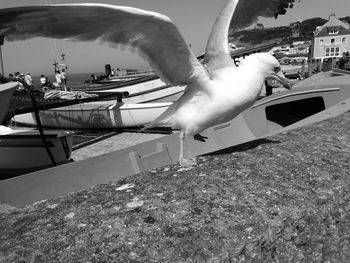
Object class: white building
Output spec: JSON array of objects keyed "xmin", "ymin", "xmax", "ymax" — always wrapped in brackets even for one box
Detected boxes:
[{"xmin": 311, "ymin": 13, "xmax": 350, "ymax": 61}]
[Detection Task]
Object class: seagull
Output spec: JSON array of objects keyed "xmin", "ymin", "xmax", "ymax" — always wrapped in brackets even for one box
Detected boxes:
[{"xmin": 0, "ymin": 0, "xmax": 297, "ymax": 166}]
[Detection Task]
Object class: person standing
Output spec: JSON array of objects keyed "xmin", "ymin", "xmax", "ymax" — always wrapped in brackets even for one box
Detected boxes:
[
  {"xmin": 55, "ymin": 70, "xmax": 62, "ymax": 89},
  {"xmin": 60, "ymin": 68, "xmax": 68, "ymax": 91},
  {"xmin": 40, "ymin": 74, "xmax": 47, "ymax": 87},
  {"xmin": 24, "ymin": 72, "xmax": 33, "ymax": 89},
  {"xmin": 14, "ymin": 72, "xmax": 25, "ymax": 90},
  {"xmin": 7, "ymin": 73, "xmax": 15, "ymax": 82},
  {"xmin": 0, "ymin": 73, "xmax": 6, "ymax": 83}
]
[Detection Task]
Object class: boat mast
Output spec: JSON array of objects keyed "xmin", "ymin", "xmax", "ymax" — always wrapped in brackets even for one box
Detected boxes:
[
  {"xmin": 61, "ymin": 50, "xmax": 68, "ymax": 70},
  {"xmin": 0, "ymin": 37, "xmax": 4, "ymax": 75},
  {"xmin": 0, "ymin": 26, "xmax": 16, "ymax": 76},
  {"xmin": 53, "ymin": 61, "xmax": 59, "ymax": 73}
]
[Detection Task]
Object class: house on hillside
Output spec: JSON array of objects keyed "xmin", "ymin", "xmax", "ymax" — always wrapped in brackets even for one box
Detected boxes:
[
  {"xmin": 254, "ymin": 23, "xmax": 264, "ymax": 30},
  {"xmin": 271, "ymin": 41, "xmax": 310, "ymax": 57},
  {"xmin": 311, "ymin": 13, "xmax": 350, "ymax": 61},
  {"xmin": 290, "ymin": 21, "xmax": 301, "ymax": 38}
]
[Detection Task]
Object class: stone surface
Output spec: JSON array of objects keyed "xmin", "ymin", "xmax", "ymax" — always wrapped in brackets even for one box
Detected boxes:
[{"xmin": 0, "ymin": 112, "xmax": 349, "ymax": 262}]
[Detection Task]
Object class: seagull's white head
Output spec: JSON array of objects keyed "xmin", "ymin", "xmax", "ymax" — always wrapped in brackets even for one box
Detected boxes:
[{"xmin": 246, "ymin": 53, "xmax": 292, "ymax": 90}]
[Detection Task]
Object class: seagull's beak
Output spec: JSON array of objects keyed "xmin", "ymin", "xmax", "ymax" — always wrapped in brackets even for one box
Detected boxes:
[{"xmin": 266, "ymin": 71, "xmax": 292, "ymax": 90}]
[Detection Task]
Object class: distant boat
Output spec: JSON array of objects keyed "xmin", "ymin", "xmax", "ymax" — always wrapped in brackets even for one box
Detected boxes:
[{"xmin": 97, "ymin": 69, "xmax": 155, "ymax": 84}]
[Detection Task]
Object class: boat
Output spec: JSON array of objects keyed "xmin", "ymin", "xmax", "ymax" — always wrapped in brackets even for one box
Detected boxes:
[
  {"xmin": 13, "ymin": 101, "xmax": 172, "ymax": 129},
  {"xmin": 0, "ymin": 82, "xmax": 74, "ymax": 178},
  {"xmin": 97, "ymin": 69, "xmax": 155, "ymax": 84},
  {"xmin": 7, "ymin": 89, "xmax": 129, "ymax": 117},
  {"xmin": 0, "ymin": 82, "xmax": 16, "ymax": 123},
  {"xmin": 73, "ymin": 75, "xmax": 184, "ymax": 103},
  {"xmin": 241, "ymin": 69, "xmax": 350, "ymax": 135},
  {"xmin": 0, "ymin": 126, "xmax": 73, "ymax": 178},
  {"xmin": 8, "ymin": 88, "xmax": 167, "ymax": 130}
]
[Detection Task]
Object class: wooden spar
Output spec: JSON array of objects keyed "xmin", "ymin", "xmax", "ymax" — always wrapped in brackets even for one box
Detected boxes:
[
  {"xmin": 0, "ymin": 27, "xmax": 17, "ymax": 76},
  {"xmin": 0, "ymin": 37, "xmax": 4, "ymax": 76},
  {"xmin": 8, "ymin": 91, "xmax": 129, "ymax": 117}
]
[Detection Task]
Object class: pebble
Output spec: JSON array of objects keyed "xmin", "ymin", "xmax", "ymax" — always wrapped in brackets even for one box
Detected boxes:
[
  {"xmin": 33, "ymin": 200, "xmax": 47, "ymax": 206},
  {"xmin": 177, "ymin": 167, "xmax": 194, "ymax": 172},
  {"xmin": 47, "ymin": 204, "xmax": 58, "ymax": 209},
  {"xmin": 65, "ymin": 212, "xmax": 75, "ymax": 220},
  {"xmin": 126, "ymin": 197, "xmax": 144, "ymax": 208},
  {"xmin": 116, "ymin": 183, "xmax": 135, "ymax": 191},
  {"xmin": 114, "ymin": 206, "xmax": 121, "ymax": 211},
  {"xmin": 78, "ymin": 223, "xmax": 87, "ymax": 229}
]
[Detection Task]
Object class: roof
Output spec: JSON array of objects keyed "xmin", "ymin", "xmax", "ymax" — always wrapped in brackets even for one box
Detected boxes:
[
  {"xmin": 314, "ymin": 13, "xmax": 350, "ymax": 37},
  {"xmin": 315, "ymin": 26, "xmax": 350, "ymax": 38}
]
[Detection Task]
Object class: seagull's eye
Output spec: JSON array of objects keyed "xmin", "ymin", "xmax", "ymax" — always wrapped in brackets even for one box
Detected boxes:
[{"xmin": 273, "ymin": 66, "xmax": 281, "ymax": 73}]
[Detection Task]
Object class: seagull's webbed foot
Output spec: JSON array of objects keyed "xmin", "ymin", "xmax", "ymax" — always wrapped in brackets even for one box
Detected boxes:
[
  {"xmin": 179, "ymin": 156, "xmax": 197, "ymax": 167},
  {"xmin": 193, "ymin": 133, "xmax": 208, "ymax": 142}
]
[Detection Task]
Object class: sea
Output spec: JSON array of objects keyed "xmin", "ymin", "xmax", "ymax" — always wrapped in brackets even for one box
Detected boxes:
[{"xmin": 31, "ymin": 72, "xmax": 105, "ymax": 87}]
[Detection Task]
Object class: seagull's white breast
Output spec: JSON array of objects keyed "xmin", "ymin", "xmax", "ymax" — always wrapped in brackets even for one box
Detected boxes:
[{"xmin": 178, "ymin": 65, "xmax": 264, "ymax": 136}]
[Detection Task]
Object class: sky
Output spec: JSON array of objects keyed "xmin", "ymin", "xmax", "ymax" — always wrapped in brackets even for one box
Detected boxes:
[{"xmin": 0, "ymin": 0, "xmax": 350, "ymax": 76}]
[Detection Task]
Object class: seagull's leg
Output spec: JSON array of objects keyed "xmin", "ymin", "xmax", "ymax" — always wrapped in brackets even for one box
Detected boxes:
[{"xmin": 179, "ymin": 131, "xmax": 197, "ymax": 167}]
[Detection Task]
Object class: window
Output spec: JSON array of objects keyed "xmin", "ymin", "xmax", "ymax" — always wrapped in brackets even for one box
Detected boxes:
[
  {"xmin": 335, "ymin": 47, "xmax": 340, "ymax": 56},
  {"xmin": 329, "ymin": 29, "xmax": 339, "ymax": 35},
  {"xmin": 342, "ymin": 37, "xmax": 346, "ymax": 43},
  {"xmin": 320, "ymin": 39, "xmax": 324, "ymax": 45},
  {"xmin": 331, "ymin": 38, "xmax": 335, "ymax": 44},
  {"xmin": 325, "ymin": 47, "xmax": 340, "ymax": 57}
]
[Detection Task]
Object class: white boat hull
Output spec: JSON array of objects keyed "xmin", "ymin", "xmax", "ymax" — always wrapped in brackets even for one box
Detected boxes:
[
  {"xmin": 14, "ymin": 102, "xmax": 172, "ymax": 129},
  {"xmin": 0, "ymin": 127, "xmax": 73, "ymax": 176},
  {"xmin": 0, "ymin": 82, "xmax": 18, "ymax": 123},
  {"xmin": 79, "ymin": 77, "xmax": 185, "ymax": 103}
]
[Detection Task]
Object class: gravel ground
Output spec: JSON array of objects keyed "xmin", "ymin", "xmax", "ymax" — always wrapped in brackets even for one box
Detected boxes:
[{"xmin": 0, "ymin": 111, "xmax": 349, "ymax": 262}]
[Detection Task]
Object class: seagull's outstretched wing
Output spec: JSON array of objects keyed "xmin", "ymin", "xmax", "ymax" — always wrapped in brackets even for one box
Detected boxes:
[
  {"xmin": 0, "ymin": 4, "xmax": 209, "ymax": 86},
  {"xmin": 204, "ymin": 0, "xmax": 297, "ymax": 69},
  {"xmin": 230, "ymin": 0, "xmax": 297, "ymax": 32}
]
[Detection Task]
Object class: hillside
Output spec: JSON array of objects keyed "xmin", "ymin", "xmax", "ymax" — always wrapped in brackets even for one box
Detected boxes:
[{"xmin": 230, "ymin": 16, "xmax": 350, "ymax": 47}]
